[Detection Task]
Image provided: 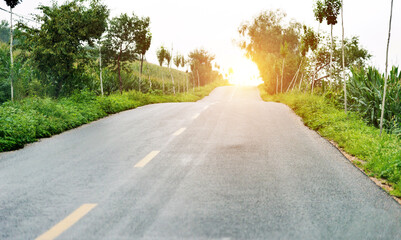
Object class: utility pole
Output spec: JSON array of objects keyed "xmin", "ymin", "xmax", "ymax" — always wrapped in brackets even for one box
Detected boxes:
[
  {"xmin": 380, "ymin": 0, "xmax": 394, "ymax": 136},
  {"xmin": 99, "ymin": 44, "xmax": 104, "ymax": 96},
  {"xmin": 10, "ymin": 7, "xmax": 14, "ymax": 102}
]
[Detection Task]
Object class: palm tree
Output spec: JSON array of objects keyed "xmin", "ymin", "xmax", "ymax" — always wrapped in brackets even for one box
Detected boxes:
[
  {"xmin": 4, "ymin": 0, "xmax": 22, "ymax": 102},
  {"xmin": 313, "ymin": 0, "xmax": 341, "ymax": 86},
  {"xmin": 380, "ymin": 0, "xmax": 394, "ymax": 136},
  {"xmin": 341, "ymin": 0, "xmax": 346, "ymax": 113}
]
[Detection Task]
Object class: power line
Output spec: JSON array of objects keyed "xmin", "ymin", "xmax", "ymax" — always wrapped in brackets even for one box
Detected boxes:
[{"xmin": 0, "ymin": 7, "xmax": 39, "ymax": 24}]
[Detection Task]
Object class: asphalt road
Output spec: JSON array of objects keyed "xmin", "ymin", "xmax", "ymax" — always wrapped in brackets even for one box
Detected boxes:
[{"xmin": 1, "ymin": 86, "xmax": 401, "ymax": 239}]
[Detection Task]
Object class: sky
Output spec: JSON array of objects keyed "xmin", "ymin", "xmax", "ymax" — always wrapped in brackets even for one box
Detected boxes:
[{"xmin": 0, "ymin": 0, "xmax": 400, "ymax": 83}]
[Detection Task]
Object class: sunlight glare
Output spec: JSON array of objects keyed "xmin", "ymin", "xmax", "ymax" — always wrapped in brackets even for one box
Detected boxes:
[{"xmin": 228, "ymin": 57, "xmax": 263, "ymax": 86}]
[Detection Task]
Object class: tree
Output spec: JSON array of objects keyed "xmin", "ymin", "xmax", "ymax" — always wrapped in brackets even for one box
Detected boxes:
[
  {"xmin": 103, "ymin": 13, "xmax": 142, "ymax": 94},
  {"xmin": 380, "ymin": 0, "xmax": 394, "ymax": 136},
  {"xmin": 313, "ymin": 0, "xmax": 342, "ymax": 83},
  {"xmin": 18, "ymin": 0, "xmax": 109, "ymax": 97},
  {"xmin": 238, "ymin": 9, "xmax": 302, "ymax": 94},
  {"xmin": 4, "ymin": 0, "xmax": 22, "ymax": 101},
  {"xmin": 165, "ymin": 49, "xmax": 172, "ymax": 68},
  {"xmin": 173, "ymin": 53, "xmax": 182, "ymax": 69},
  {"xmin": 341, "ymin": 0, "xmax": 346, "ymax": 113},
  {"xmin": 180, "ymin": 55, "xmax": 185, "ymax": 68},
  {"xmin": 135, "ymin": 17, "xmax": 151, "ymax": 75},
  {"xmin": 0, "ymin": 20, "xmax": 10, "ymax": 43},
  {"xmin": 280, "ymin": 41, "xmax": 288, "ymax": 93},
  {"xmin": 156, "ymin": 45, "xmax": 167, "ymax": 66},
  {"xmin": 188, "ymin": 48, "xmax": 215, "ymax": 86}
]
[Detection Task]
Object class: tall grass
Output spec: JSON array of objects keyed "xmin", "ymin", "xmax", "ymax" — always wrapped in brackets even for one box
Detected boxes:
[{"xmin": 348, "ymin": 66, "xmax": 401, "ymax": 135}]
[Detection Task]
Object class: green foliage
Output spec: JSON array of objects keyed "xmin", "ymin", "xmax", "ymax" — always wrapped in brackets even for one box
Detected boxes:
[
  {"xmin": 348, "ymin": 66, "xmax": 401, "ymax": 132},
  {"xmin": 238, "ymin": 9, "xmax": 302, "ymax": 94},
  {"xmin": 313, "ymin": 0, "xmax": 342, "ymax": 26},
  {"xmin": 300, "ymin": 25, "xmax": 319, "ymax": 56},
  {"xmin": 310, "ymin": 35, "xmax": 370, "ymax": 87},
  {"xmin": 4, "ymin": 0, "xmax": 22, "ymax": 8},
  {"xmin": 0, "ymin": 80, "xmax": 227, "ymax": 152},
  {"xmin": 17, "ymin": 0, "xmax": 109, "ymax": 97},
  {"xmin": 173, "ymin": 53, "xmax": 182, "ymax": 69},
  {"xmin": 102, "ymin": 12, "xmax": 143, "ymax": 93},
  {"xmin": 165, "ymin": 49, "xmax": 172, "ymax": 67},
  {"xmin": 260, "ymin": 88, "xmax": 401, "ymax": 197},
  {"xmin": 188, "ymin": 48, "xmax": 217, "ymax": 86},
  {"xmin": 156, "ymin": 45, "xmax": 167, "ymax": 66},
  {"xmin": 0, "ymin": 20, "xmax": 10, "ymax": 43}
]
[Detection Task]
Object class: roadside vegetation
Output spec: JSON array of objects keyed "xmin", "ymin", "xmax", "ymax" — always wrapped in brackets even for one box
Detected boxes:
[
  {"xmin": 260, "ymin": 88, "xmax": 401, "ymax": 197},
  {"xmin": 240, "ymin": 1, "xmax": 400, "ymax": 197},
  {"xmin": 0, "ymin": 0, "xmax": 226, "ymax": 152},
  {"xmin": 0, "ymin": 80, "xmax": 226, "ymax": 152}
]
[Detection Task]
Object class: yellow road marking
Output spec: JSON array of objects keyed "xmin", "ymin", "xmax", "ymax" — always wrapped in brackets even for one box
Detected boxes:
[
  {"xmin": 134, "ymin": 151, "xmax": 160, "ymax": 168},
  {"xmin": 192, "ymin": 113, "xmax": 200, "ymax": 119},
  {"xmin": 173, "ymin": 127, "xmax": 186, "ymax": 136},
  {"xmin": 35, "ymin": 204, "xmax": 97, "ymax": 240}
]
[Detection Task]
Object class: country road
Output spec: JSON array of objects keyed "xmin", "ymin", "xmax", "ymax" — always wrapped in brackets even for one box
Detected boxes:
[{"xmin": 1, "ymin": 86, "xmax": 401, "ymax": 239}]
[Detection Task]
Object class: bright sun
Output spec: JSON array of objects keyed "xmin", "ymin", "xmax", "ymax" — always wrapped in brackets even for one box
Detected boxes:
[{"xmin": 228, "ymin": 57, "xmax": 263, "ymax": 86}]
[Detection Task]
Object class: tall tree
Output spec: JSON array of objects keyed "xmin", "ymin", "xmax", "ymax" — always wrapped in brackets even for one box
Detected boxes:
[
  {"xmin": 341, "ymin": 0, "xmax": 346, "ymax": 113},
  {"xmin": 103, "ymin": 13, "xmax": 142, "ymax": 94},
  {"xmin": 280, "ymin": 41, "xmax": 288, "ymax": 93},
  {"xmin": 165, "ymin": 49, "xmax": 172, "ymax": 68},
  {"xmin": 156, "ymin": 45, "xmax": 167, "ymax": 66},
  {"xmin": 173, "ymin": 53, "xmax": 182, "ymax": 69},
  {"xmin": 313, "ymin": 0, "xmax": 341, "ymax": 83},
  {"xmin": 135, "ymin": 17, "xmax": 151, "ymax": 75},
  {"xmin": 238, "ymin": 9, "xmax": 302, "ymax": 94},
  {"xmin": 188, "ymin": 48, "xmax": 215, "ymax": 86},
  {"xmin": 18, "ymin": 0, "xmax": 108, "ymax": 97},
  {"xmin": 380, "ymin": 0, "xmax": 394, "ymax": 136},
  {"xmin": 4, "ymin": 0, "xmax": 22, "ymax": 101}
]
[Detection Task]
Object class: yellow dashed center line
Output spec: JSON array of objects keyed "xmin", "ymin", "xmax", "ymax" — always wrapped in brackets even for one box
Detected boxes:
[
  {"xmin": 134, "ymin": 151, "xmax": 160, "ymax": 168},
  {"xmin": 35, "ymin": 204, "xmax": 97, "ymax": 240},
  {"xmin": 173, "ymin": 127, "xmax": 186, "ymax": 136}
]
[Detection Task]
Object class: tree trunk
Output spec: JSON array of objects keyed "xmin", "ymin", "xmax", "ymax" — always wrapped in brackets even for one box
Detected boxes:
[
  {"xmin": 138, "ymin": 63, "xmax": 141, "ymax": 92},
  {"xmin": 10, "ymin": 7, "xmax": 13, "ymax": 102},
  {"xmin": 162, "ymin": 72, "xmax": 165, "ymax": 94},
  {"xmin": 299, "ymin": 72, "xmax": 304, "ymax": 91},
  {"xmin": 380, "ymin": 0, "xmax": 394, "ymax": 136},
  {"xmin": 140, "ymin": 54, "xmax": 144, "ymax": 75},
  {"xmin": 287, "ymin": 59, "xmax": 302, "ymax": 92},
  {"xmin": 281, "ymin": 58, "xmax": 285, "ymax": 93},
  {"xmin": 186, "ymin": 74, "xmax": 189, "ymax": 93},
  {"xmin": 118, "ymin": 51, "xmax": 122, "ymax": 94},
  {"xmin": 341, "ymin": 0, "xmax": 346, "ymax": 113},
  {"xmin": 149, "ymin": 73, "xmax": 151, "ymax": 90},
  {"xmin": 197, "ymin": 70, "xmax": 200, "ymax": 89},
  {"xmin": 99, "ymin": 44, "xmax": 103, "ymax": 96},
  {"xmin": 192, "ymin": 73, "xmax": 195, "ymax": 91},
  {"xmin": 330, "ymin": 25, "xmax": 333, "ymax": 84},
  {"xmin": 170, "ymin": 72, "xmax": 175, "ymax": 95}
]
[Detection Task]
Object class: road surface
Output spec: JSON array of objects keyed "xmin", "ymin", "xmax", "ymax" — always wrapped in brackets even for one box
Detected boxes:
[{"xmin": 1, "ymin": 86, "xmax": 401, "ymax": 239}]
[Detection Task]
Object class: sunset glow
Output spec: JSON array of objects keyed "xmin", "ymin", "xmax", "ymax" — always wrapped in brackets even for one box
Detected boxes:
[{"xmin": 228, "ymin": 57, "xmax": 263, "ymax": 86}]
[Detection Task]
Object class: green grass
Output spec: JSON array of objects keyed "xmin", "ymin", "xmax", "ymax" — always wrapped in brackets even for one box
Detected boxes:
[
  {"xmin": 0, "ymin": 80, "xmax": 227, "ymax": 152},
  {"xmin": 259, "ymin": 86, "xmax": 401, "ymax": 197}
]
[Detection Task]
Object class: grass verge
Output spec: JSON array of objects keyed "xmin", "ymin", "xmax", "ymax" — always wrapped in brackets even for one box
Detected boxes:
[
  {"xmin": 259, "ymin": 85, "xmax": 401, "ymax": 197},
  {"xmin": 0, "ymin": 80, "xmax": 227, "ymax": 152}
]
